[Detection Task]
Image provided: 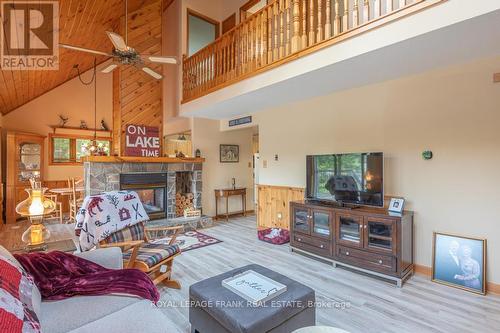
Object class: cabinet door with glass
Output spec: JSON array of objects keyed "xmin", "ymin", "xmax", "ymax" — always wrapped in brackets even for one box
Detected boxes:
[
  {"xmin": 364, "ymin": 217, "xmax": 397, "ymax": 255},
  {"xmin": 336, "ymin": 213, "xmax": 364, "ymax": 248},
  {"xmin": 292, "ymin": 205, "xmax": 311, "ymax": 235},
  {"xmin": 310, "ymin": 208, "xmax": 332, "ymax": 239},
  {"xmin": 17, "ymin": 141, "xmax": 42, "ymax": 184}
]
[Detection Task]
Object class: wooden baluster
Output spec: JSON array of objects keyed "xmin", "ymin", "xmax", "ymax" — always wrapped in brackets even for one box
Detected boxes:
[
  {"xmin": 285, "ymin": 0, "xmax": 291, "ymax": 55},
  {"xmin": 251, "ymin": 17, "xmax": 256, "ymax": 70},
  {"xmin": 273, "ymin": 1, "xmax": 279, "ymax": 60},
  {"xmin": 308, "ymin": 0, "xmax": 315, "ymax": 46},
  {"xmin": 301, "ymin": 0, "xmax": 307, "ymax": 49},
  {"xmin": 243, "ymin": 23, "xmax": 248, "ymax": 73},
  {"xmin": 399, "ymin": 0, "xmax": 405, "ymax": 9},
  {"xmin": 268, "ymin": 5, "xmax": 273, "ymax": 63},
  {"xmin": 353, "ymin": 0, "xmax": 359, "ymax": 28},
  {"xmin": 325, "ymin": 0, "xmax": 332, "ymax": 39},
  {"xmin": 262, "ymin": 12, "xmax": 267, "ymax": 65},
  {"xmin": 317, "ymin": 0, "xmax": 323, "ymax": 42},
  {"xmin": 279, "ymin": 0, "xmax": 285, "ymax": 58},
  {"xmin": 257, "ymin": 14, "xmax": 262, "ymax": 67},
  {"xmin": 291, "ymin": 0, "xmax": 301, "ymax": 52},
  {"xmin": 342, "ymin": 0, "xmax": 349, "ymax": 31},
  {"xmin": 363, "ymin": 0, "xmax": 370, "ymax": 23},
  {"xmin": 254, "ymin": 15, "xmax": 258, "ymax": 68},
  {"xmin": 386, "ymin": 0, "xmax": 393, "ymax": 13},
  {"xmin": 374, "ymin": 0, "xmax": 381, "ymax": 18},
  {"xmin": 334, "ymin": 0, "xmax": 341, "ymax": 35}
]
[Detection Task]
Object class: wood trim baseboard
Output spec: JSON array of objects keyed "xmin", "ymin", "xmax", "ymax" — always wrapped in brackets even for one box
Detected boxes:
[{"xmin": 414, "ymin": 264, "xmax": 500, "ymax": 295}]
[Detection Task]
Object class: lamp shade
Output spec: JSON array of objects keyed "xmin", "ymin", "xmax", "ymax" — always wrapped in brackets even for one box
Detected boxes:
[{"xmin": 16, "ymin": 187, "xmax": 56, "ymax": 217}]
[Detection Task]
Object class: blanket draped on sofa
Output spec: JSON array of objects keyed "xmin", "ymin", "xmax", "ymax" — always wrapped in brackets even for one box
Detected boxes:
[{"xmin": 14, "ymin": 251, "xmax": 159, "ymax": 303}]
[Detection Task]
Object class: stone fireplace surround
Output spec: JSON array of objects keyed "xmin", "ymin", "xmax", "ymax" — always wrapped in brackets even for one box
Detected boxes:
[{"xmin": 84, "ymin": 159, "xmax": 202, "ymax": 220}]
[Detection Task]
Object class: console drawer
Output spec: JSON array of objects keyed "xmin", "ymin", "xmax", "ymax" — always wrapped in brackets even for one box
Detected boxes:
[
  {"xmin": 293, "ymin": 234, "xmax": 331, "ymax": 256},
  {"xmin": 336, "ymin": 246, "xmax": 396, "ymax": 273}
]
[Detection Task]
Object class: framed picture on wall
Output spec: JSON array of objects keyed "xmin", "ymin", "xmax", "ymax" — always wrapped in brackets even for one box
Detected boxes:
[
  {"xmin": 220, "ymin": 144, "xmax": 239, "ymax": 163},
  {"xmin": 432, "ymin": 232, "xmax": 486, "ymax": 295}
]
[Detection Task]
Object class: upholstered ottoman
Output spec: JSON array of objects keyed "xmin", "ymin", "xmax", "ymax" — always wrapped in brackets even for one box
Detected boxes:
[{"xmin": 189, "ymin": 264, "xmax": 315, "ymax": 333}]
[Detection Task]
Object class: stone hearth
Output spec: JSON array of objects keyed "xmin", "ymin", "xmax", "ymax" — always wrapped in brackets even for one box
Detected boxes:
[{"xmin": 84, "ymin": 161, "xmax": 203, "ymax": 219}]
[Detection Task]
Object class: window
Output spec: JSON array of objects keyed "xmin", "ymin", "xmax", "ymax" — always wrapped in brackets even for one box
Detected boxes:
[{"xmin": 49, "ymin": 134, "xmax": 111, "ymax": 165}]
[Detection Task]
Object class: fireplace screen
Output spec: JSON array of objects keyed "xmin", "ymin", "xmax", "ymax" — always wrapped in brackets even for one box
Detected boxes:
[{"xmin": 136, "ymin": 188, "xmax": 165, "ymax": 215}]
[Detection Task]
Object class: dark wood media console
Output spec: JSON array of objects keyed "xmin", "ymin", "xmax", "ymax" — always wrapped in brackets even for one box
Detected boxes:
[{"xmin": 290, "ymin": 200, "xmax": 414, "ymax": 287}]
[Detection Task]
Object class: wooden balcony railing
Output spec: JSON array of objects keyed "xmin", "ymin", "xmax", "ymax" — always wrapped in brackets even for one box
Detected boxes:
[{"xmin": 182, "ymin": 0, "xmax": 444, "ymax": 103}]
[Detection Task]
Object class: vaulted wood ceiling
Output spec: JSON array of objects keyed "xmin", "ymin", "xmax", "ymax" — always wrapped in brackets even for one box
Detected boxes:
[{"xmin": 0, "ymin": 0, "xmax": 125, "ymax": 115}]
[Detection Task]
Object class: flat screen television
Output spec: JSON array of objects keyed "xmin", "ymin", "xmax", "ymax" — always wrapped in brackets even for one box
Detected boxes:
[{"xmin": 306, "ymin": 152, "xmax": 384, "ymax": 207}]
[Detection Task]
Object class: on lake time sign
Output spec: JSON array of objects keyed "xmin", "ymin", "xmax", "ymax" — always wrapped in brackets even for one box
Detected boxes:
[{"xmin": 125, "ymin": 124, "xmax": 160, "ymax": 157}]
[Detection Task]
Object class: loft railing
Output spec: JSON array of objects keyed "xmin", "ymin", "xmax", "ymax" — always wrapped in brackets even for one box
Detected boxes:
[{"xmin": 182, "ymin": 0, "xmax": 444, "ymax": 103}]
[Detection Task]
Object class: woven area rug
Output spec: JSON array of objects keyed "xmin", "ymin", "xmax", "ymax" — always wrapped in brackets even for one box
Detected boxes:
[{"xmin": 151, "ymin": 231, "xmax": 222, "ymax": 252}]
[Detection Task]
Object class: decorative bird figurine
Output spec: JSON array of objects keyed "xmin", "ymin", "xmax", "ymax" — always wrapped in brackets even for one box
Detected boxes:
[
  {"xmin": 101, "ymin": 119, "xmax": 109, "ymax": 131},
  {"xmin": 59, "ymin": 115, "xmax": 69, "ymax": 127}
]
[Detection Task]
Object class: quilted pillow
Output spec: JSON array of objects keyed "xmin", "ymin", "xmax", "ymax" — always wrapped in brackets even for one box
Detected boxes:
[
  {"xmin": 258, "ymin": 228, "xmax": 290, "ymax": 245},
  {"xmin": 0, "ymin": 255, "xmax": 41, "ymax": 333}
]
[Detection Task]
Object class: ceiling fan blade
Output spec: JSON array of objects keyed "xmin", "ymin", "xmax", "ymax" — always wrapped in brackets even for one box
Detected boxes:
[
  {"xmin": 101, "ymin": 63, "xmax": 119, "ymax": 74},
  {"xmin": 60, "ymin": 43, "xmax": 111, "ymax": 56},
  {"xmin": 141, "ymin": 66, "xmax": 163, "ymax": 80},
  {"xmin": 106, "ymin": 31, "xmax": 128, "ymax": 51},
  {"xmin": 143, "ymin": 56, "xmax": 178, "ymax": 65}
]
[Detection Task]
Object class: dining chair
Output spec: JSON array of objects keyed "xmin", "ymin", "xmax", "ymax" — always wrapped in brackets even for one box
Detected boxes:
[
  {"xmin": 68, "ymin": 178, "xmax": 84, "ymax": 222},
  {"xmin": 45, "ymin": 194, "xmax": 63, "ymax": 224}
]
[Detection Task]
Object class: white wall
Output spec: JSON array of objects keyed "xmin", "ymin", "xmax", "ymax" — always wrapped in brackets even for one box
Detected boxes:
[
  {"xmin": 192, "ymin": 117, "xmax": 254, "ymax": 217},
  {"xmin": 2, "ymin": 63, "xmax": 113, "ymax": 180},
  {"xmin": 256, "ymin": 56, "xmax": 500, "ymax": 284}
]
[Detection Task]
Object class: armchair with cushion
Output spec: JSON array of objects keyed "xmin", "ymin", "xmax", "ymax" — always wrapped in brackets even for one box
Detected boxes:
[{"xmin": 99, "ymin": 222, "xmax": 183, "ymax": 287}]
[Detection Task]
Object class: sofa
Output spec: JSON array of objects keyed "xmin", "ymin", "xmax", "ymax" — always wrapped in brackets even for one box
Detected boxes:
[{"xmin": 0, "ymin": 245, "xmax": 170, "ymax": 333}]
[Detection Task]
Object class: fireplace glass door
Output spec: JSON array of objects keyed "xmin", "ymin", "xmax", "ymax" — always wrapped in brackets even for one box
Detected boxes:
[{"xmin": 135, "ymin": 188, "xmax": 165, "ymax": 216}]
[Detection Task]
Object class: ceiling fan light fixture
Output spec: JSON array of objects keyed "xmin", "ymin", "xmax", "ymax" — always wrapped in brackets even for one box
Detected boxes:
[
  {"xmin": 148, "ymin": 56, "xmax": 177, "ymax": 64},
  {"xmin": 142, "ymin": 67, "xmax": 163, "ymax": 80}
]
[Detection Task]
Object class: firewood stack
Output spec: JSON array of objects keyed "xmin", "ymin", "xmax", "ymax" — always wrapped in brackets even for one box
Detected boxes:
[{"xmin": 176, "ymin": 192, "xmax": 195, "ymax": 217}]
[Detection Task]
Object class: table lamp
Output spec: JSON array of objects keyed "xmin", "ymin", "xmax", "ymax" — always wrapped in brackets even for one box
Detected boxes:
[{"xmin": 15, "ymin": 181, "xmax": 56, "ymax": 251}]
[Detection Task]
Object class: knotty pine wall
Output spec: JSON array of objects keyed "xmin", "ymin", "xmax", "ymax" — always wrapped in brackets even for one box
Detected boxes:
[{"xmin": 113, "ymin": 0, "xmax": 164, "ymax": 156}]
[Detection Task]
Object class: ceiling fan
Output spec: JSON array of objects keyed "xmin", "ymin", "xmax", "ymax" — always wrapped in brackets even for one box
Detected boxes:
[{"xmin": 59, "ymin": 0, "xmax": 176, "ymax": 80}]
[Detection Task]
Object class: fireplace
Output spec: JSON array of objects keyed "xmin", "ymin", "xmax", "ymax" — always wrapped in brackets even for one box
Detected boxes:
[{"xmin": 120, "ymin": 173, "xmax": 167, "ymax": 220}]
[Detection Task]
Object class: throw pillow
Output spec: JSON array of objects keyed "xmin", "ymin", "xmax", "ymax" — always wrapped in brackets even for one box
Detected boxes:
[{"xmin": 0, "ymin": 255, "xmax": 41, "ymax": 333}]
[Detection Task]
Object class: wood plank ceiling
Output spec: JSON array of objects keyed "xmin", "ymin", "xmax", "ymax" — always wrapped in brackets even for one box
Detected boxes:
[{"xmin": 0, "ymin": 0, "xmax": 124, "ymax": 115}]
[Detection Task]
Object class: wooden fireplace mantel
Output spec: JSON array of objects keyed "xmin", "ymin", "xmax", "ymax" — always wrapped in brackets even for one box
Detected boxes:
[{"xmin": 83, "ymin": 156, "xmax": 205, "ymax": 163}]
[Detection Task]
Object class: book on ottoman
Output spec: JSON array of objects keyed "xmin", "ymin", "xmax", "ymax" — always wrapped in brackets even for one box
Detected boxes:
[{"xmin": 258, "ymin": 228, "xmax": 290, "ymax": 245}]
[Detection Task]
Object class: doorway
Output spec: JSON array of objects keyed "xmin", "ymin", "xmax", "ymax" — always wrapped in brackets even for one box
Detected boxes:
[
  {"xmin": 240, "ymin": 0, "xmax": 268, "ymax": 22},
  {"xmin": 187, "ymin": 9, "xmax": 220, "ymax": 56}
]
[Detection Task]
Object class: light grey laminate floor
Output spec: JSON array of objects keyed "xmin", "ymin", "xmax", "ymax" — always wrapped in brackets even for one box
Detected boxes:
[{"xmin": 157, "ymin": 216, "xmax": 500, "ymax": 333}]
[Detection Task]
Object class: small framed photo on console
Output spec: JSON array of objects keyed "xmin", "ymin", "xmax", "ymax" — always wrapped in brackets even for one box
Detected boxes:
[
  {"xmin": 432, "ymin": 232, "xmax": 486, "ymax": 295},
  {"xmin": 388, "ymin": 198, "xmax": 405, "ymax": 213}
]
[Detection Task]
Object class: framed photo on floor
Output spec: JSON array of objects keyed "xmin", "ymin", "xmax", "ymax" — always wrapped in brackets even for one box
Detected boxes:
[
  {"xmin": 220, "ymin": 144, "xmax": 239, "ymax": 163},
  {"xmin": 432, "ymin": 232, "xmax": 486, "ymax": 295}
]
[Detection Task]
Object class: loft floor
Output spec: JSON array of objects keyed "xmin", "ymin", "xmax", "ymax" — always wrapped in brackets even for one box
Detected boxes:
[{"xmin": 159, "ymin": 216, "xmax": 500, "ymax": 333}]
